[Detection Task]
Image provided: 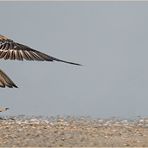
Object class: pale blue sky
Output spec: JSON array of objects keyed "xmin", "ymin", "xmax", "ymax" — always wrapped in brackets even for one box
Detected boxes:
[{"xmin": 0, "ymin": 1, "xmax": 148, "ymax": 118}]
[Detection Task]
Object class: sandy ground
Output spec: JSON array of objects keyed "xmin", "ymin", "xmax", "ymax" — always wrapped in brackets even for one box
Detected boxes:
[{"xmin": 0, "ymin": 116, "xmax": 148, "ymax": 147}]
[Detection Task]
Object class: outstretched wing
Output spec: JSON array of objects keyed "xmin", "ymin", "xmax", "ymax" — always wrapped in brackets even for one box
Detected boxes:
[
  {"xmin": 0, "ymin": 35, "xmax": 81, "ymax": 65},
  {"xmin": 0, "ymin": 69, "xmax": 17, "ymax": 88}
]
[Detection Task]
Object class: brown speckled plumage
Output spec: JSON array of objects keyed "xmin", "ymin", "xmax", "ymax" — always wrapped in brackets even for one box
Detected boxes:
[{"xmin": 0, "ymin": 34, "xmax": 81, "ymax": 88}]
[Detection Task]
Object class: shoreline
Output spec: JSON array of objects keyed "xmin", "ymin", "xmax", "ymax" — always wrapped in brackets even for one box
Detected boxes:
[{"xmin": 0, "ymin": 116, "xmax": 148, "ymax": 147}]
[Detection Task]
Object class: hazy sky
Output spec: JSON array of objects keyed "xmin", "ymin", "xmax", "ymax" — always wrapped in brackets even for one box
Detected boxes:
[{"xmin": 0, "ymin": 1, "xmax": 148, "ymax": 118}]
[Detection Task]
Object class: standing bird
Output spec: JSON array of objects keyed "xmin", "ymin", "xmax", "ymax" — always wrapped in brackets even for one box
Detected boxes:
[{"xmin": 0, "ymin": 34, "xmax": 81, "ymax": 88}]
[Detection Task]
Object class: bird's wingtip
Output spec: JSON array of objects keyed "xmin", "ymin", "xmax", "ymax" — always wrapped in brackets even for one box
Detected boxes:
[{"xmin": 14, "ymin": 85, "xmax": 18, "ymax": 88}]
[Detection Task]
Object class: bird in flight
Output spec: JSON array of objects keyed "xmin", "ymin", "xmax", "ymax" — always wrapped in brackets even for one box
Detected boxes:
[{"xmin": 0, "ymin": 34, "xmax": 81, "ymax": 88}]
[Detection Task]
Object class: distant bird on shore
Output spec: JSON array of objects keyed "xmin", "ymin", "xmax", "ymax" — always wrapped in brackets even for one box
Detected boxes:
[
  {"xmin": 0, "ymin": 107, "xmax": 9, "ymax": 112},
  {"xmin": 0, "ymin": 34, "xmax": 81, "ymax": 88}
]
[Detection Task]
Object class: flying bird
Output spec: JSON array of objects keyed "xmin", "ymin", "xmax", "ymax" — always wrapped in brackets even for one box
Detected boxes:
[{"xmin": 0, "ymin": 34, "xmax": 81, "ymax": 88}]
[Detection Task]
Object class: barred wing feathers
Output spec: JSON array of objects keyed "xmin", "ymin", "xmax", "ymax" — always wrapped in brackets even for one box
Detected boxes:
[
  {"xmin": 0, "ymin": 35, "xmax": 81, "ymax": 65},
  {"xmin": 0, "ymin": 69, "xmax": 17, "ymax": 88}
]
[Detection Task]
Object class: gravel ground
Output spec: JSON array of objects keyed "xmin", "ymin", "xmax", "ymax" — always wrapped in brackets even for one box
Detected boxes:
[{"xmin": 0, "ymin": 116, "xmax": 148, "ymax": 147}]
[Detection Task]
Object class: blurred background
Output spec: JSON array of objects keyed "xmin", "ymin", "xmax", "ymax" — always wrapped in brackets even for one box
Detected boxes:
[{"xmin": 0, "ymin": 1, "xmax": 148, "ymax": 118}]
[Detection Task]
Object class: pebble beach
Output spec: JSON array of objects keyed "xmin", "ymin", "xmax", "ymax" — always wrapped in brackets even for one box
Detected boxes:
[{"xmin": 0, "ymin": 115, "xmax": 148, "ymax": 147}]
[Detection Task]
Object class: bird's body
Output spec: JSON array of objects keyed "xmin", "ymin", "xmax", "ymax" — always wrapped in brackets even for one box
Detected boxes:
[{"xmin": 0, "ymin": 34, "xmax": 81, "ymax": 88}]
